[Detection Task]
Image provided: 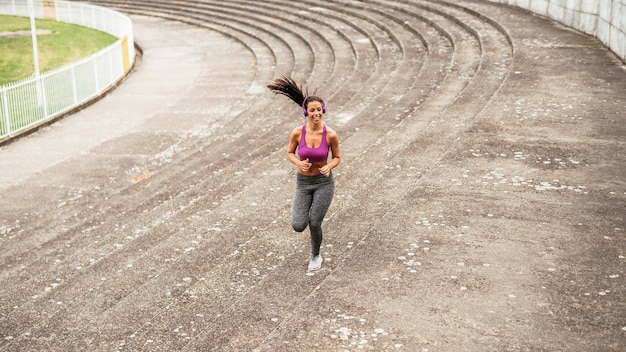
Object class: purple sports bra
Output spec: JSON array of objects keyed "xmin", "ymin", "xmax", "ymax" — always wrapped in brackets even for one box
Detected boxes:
[{"xmin": 299, "ymin": 124, "xmax": 329, "ymax": 163}]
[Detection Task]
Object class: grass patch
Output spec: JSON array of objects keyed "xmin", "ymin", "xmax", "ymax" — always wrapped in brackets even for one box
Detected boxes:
[{"xmin": 0, "ymin": 14, "xmax": 117, "ymax": 86}]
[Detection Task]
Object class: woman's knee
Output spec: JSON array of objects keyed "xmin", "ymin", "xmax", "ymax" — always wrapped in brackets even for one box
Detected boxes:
[
  {"xmin": 292, "ymin": 221, "xmax": 308, "ymax": 232},
  {"xmin": 308, "ymin": 222, "xmax": 322, "ymax": 233}
]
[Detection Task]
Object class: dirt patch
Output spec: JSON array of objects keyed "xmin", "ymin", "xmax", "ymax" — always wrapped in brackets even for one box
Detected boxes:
[{"xmin": 0, "ymin": 29, "xmax": 52, "ymax": 38}]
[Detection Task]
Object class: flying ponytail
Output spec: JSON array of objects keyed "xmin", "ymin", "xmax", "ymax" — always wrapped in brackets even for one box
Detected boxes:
[
  {"xmin": 267, "ymin": 75, "xmax": 308, "ymax": 106},
  {"xmin": 268, "ymin": 76, "xmax": 326, "ymax": 117}
]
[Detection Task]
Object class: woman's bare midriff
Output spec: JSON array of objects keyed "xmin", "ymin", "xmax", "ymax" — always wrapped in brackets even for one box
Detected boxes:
[{"xmin": 298, "ymin": 160, "xmax": 328, "ymax": 176}]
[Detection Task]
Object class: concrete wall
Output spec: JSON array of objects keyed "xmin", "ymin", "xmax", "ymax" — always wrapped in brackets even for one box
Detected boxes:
[{"xmin": 489, "ymin": 0, "xmax": 626, "ymax": 63}]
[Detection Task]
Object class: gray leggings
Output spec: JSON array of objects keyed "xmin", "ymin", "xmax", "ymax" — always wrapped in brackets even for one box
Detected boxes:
[{"xmin": 291, "ymin": 173, "xmax": 335, "ymax": 256}]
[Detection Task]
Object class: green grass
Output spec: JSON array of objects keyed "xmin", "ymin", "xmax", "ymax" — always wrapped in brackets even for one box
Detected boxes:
[{"xmin": 0, "ymin": 14, "xmax": 117, "ymax": 86}]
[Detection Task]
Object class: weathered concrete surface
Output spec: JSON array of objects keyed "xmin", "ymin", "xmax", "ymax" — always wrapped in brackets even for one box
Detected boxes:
[{"xmin": 0, "ymin": 1, "xmax": 624, "ymax": 351}]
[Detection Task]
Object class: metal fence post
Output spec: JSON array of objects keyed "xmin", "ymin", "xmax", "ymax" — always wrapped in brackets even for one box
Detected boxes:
[
  {"xmin": 2, "ymin": 89, "xmax": 12, "ymax": 136},
  {"xmin": 71, "ymin": 65, "xmax": 78, "ymax": 105}
]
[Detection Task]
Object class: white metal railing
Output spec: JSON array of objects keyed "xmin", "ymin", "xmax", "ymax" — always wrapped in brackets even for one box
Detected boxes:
[
  {"xmin": 489, "ymin": 0, "xmax": 625, "ymax": 64},
  {"xmin": 0, "ymin": 0, "xmax": 135, "ymax": 141}
]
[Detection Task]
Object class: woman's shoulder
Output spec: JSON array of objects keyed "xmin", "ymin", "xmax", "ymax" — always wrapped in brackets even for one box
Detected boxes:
[
  {"xmin": 325, "ymin": 124, "xmax": 338, "ymax": 136},
  {"xmin": 290, "ymin": 125, "xmax": 303, "ymax": 137}
]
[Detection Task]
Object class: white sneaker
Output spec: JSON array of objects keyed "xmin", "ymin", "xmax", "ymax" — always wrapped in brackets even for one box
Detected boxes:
[{"xmin": 308, "ymin": 254, "xmax": 323, "ymax": 271}]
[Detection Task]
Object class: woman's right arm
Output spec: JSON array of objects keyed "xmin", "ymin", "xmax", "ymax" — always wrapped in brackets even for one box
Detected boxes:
[
  {"xmin": 287, "ymin": 127, "xmax": 301, "ymax": 166},
  {"xmin": 287, "ymin": 128, "xmax": 311, "ymax": 173}
]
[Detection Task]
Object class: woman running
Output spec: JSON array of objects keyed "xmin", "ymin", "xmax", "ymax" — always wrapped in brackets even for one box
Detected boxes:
[{"xmin": 267, "ymin": 76, "xmax": 341, "ymax": 271}]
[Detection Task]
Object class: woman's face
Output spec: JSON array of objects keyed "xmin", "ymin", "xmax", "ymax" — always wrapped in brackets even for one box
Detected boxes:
[{"xmin": 306, "ymin": 101, "xmax": 324, "ymax": 123}]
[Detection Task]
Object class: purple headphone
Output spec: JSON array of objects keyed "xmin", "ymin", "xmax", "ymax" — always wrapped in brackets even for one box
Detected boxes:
[{"xmin": 302, "ymin": 96, "xmax": 327, "ymax": 116}]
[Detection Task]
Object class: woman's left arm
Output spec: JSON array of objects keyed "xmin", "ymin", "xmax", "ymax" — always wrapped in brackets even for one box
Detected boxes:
[{"xmin": 326, "ymin": 129, "xmax": 341, "ymax": 171}]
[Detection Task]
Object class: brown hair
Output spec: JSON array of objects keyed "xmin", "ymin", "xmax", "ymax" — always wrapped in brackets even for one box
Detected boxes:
[
  {"xmin": 267, "ymin": 76, "xmax": 309, "ymax": 106},
  {"xmin": 267, "ymin": 76, "xmax": 324, "ymax": 113}
]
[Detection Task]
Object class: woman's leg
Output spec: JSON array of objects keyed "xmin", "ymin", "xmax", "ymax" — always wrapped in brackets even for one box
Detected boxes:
[
  {"xmin": 291, "ymin": 178, "xmax": 313, "ymax": 233},
  {"xmin": 308, "ymin": 174, "xmax": 335, "ymax": 256}
]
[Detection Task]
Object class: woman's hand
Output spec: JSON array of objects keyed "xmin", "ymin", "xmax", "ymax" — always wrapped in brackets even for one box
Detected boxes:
[
  {"xmin": 319, "ymin": 165, "xmax": 331, "ymax": 177},
  {"xmin": 300, "ymin": 159, "xmax": 312, "ymax": 173}
]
